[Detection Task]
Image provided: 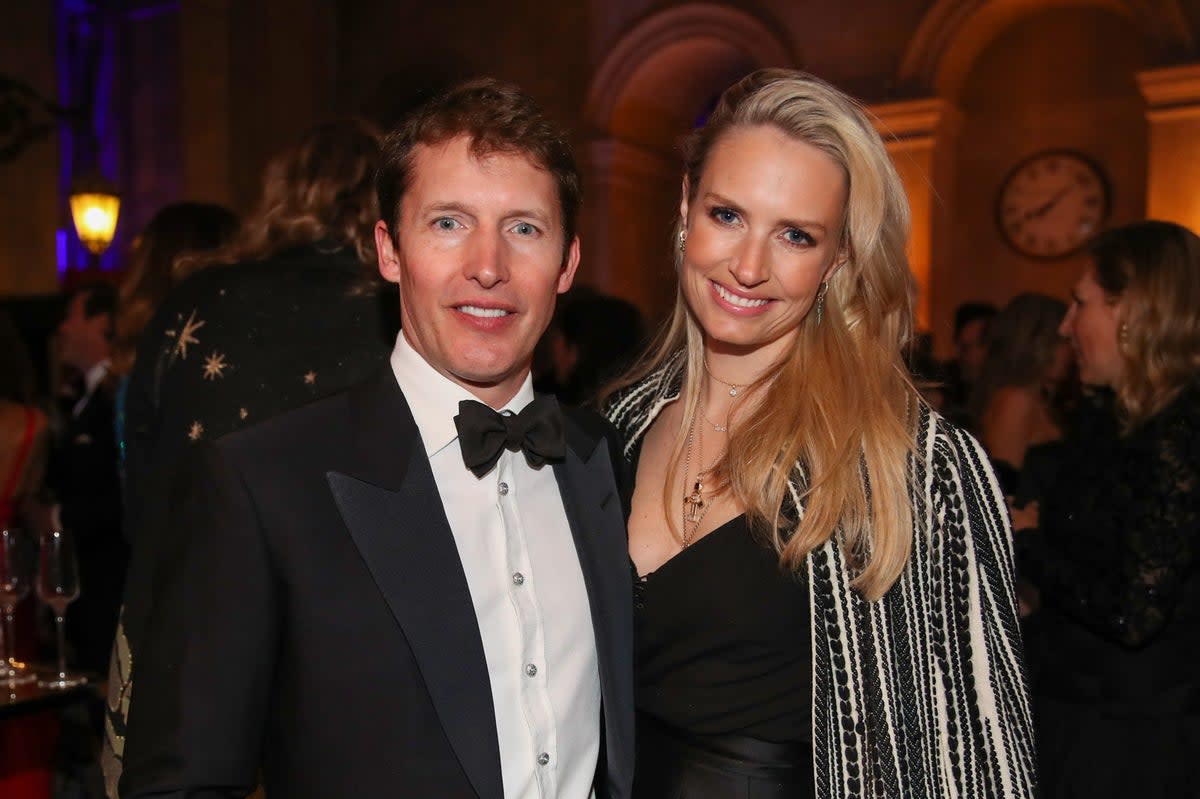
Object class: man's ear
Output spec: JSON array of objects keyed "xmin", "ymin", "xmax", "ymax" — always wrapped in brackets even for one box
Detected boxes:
[
  {"xmin": 557, "ymin": 235, "xmax": 581, "ymax": 294},
  {"xmin": 375, "ymin": 220, "xmax": 401, "ymax": 284}
]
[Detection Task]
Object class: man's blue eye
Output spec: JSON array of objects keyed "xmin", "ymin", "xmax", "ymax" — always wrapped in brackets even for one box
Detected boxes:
[
  {"xmin": 513, "ymin": 222, "xmax": 536, "ymax": 236},
  {"xmin": 435, "ymin": 218, "xmax": 459, "ymax": 231}
]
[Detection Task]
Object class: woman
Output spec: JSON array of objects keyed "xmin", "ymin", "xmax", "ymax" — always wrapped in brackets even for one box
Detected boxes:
[
  {"xmin": 605, "ymin": 69, "xmax": 1035, "ymax": 797},
  {"xmin": 0, "ymin": 312, "xmax": 53, "ymax": 799},
  {"xmin": 1021, "ymin": 220, "xmax": 1200, "ymax": 797},
  {"xmin": 112, "ymin": 202, "xmax": 239, "ymax": 474},
  {"xmin": 105, "ymin": 118, "xmax": 398, "ymax": 795},
  {"xmin": 970, "ymin": 293, "xmax": 1073, "ymax": 491}
]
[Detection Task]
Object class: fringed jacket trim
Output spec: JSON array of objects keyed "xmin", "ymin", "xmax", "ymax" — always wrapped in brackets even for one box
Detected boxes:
[{"xmin": 605, "ymin": 355, "xmax": 1037, "ymax": 798}]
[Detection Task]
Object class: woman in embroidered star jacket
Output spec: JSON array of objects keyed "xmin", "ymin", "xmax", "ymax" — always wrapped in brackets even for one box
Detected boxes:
[{"xmin": 604, "ymin": 68, "xmax": 1036, "ymax": 798}]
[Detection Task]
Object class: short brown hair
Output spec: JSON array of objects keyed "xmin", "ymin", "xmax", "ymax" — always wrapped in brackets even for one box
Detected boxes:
[
  {"xmin": 375, "ymin": 78, "xmax": 581, "ymax": 255},
  {"xmin": 1089, "ymin": 219, "xmax": 1200, "ymax": 428}
]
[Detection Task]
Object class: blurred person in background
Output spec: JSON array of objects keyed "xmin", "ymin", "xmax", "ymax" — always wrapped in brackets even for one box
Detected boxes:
[
  {"xmin": 111, "ymin": 202, "xmax": 239, "ymax": 470},
  {"xmin": 537, "ymin": 288, "xmax": 647, "ymax": 407},
  {"xmin": 0, "ymin": 312, "xmax": 54, "ymax": 799},
  {"xmin": 970, "ymin": 293, "xmax": 1073, "ymax": 493},
  {"xmin": 0, "ymin": 311, "xmax": 48, "ymax": 531},
  {"xmin": 942, "ymin": 301, "xmax": 996, "ymax": 428},
  {"xmin": 104, "ymin": 117, "xmax": 398, "ymax": 795},
  {"xmin": 45, "ymin": 282, "xmax": 125, "ymax": 677},
  {"xmin": 1017, "ymin": 220, "xmax": 1200, "ymax": 797}
]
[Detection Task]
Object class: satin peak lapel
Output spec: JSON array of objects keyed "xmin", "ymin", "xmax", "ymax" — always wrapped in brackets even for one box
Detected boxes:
[
  {"xmin": 327, "ymin": 454, "xmax": 503, "ymax": 799},
  {"xmin": 554, "ymin": 429, "xmax": 635, "ymax": 799}
]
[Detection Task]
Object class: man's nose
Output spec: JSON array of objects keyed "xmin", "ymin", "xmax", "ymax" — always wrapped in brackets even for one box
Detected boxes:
[{"xmin": 465, "ymin": 231, "xmax": 510, "ymax": 288}]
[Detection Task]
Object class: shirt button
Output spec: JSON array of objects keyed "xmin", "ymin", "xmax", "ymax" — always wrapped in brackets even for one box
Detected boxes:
[
  {"xmin": 525, "ymin": 663, "xmax": 538, "ymax": 677},
  {"xmin": 498, "ymin": 482, "xmax": 509, "ymax": 495},
  {"xmin": 512, "ymin": 572, "xmax": 525, "ymax": 586},
  {"xmin": 537, "ymin": 752, "xmax": 550, "ymax": 766}
]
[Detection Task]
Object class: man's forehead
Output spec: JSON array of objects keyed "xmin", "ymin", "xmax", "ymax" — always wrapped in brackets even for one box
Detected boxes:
[{"xmin": 406, "ymin": 137, "xmax": 559, "ymax": 213}]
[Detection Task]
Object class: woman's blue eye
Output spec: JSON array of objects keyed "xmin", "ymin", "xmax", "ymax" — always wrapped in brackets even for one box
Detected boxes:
[
  {"xmin": 711, "ymin": 207, "xmax": 739, "ymax": 225},
  {"xmin": 785, "ymin": 228, "xmax": 814, "ymax": 245}
]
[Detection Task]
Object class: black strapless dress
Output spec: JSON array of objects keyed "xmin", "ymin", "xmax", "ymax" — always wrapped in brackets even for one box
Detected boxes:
[{"xmin": 633, "ymin": 514, "xmax": 814, "ymax": 798}]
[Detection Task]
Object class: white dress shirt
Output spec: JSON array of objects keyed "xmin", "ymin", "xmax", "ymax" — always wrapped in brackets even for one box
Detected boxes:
[
  {"xmin": 390, "ymin": 332, "xmax": 600, "ymax": 799},
  {"xmin": 72, "ymin": 358, "xmax": 111, "ymax": 418}
]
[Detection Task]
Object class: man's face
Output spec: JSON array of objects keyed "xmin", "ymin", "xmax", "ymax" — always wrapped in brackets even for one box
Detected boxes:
[
  {"xmin": 58, "ymin": 292, "xmax": 110, "ymax": 372},
  {"xmin": 376, "ymin": 135, "xmax": 579, "ymax": 406}
]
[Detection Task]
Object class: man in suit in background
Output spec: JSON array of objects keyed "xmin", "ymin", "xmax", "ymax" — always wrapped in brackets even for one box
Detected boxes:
[
  {"xmin": 47, "ymin": 282, "xmax": 127, "ymax": 676},
  {"xmin": 120, "ymin": 79, "xmax": 634, "ymax": 799}
]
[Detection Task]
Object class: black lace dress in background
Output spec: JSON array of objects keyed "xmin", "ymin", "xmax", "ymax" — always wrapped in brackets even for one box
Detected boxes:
[{"xmin": 1018, "ymin": 384, "xmax": 1200, "ymax": 797}]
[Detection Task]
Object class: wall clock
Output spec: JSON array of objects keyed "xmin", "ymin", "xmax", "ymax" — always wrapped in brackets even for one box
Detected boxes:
[{"xmin": 996, "ymin": 150, "xmax": 1110, "ymax": 260}]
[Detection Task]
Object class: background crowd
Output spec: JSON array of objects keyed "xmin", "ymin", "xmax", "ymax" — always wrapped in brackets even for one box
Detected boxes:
[{"xmin": 0, "ymin": 68, "xmax": 1197, "ymax": 799}]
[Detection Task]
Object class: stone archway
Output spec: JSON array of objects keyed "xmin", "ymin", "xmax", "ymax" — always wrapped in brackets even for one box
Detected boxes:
[
  {"xmin": 894, "ymin": 0, "xmax": 1194, "ymax": 356},
  {"xmin": 582, "ymin": 4, "xmax": 795, "ymax": 319}
]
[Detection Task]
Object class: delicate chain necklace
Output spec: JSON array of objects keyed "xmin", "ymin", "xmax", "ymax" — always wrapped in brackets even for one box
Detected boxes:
[
  {"xmin": 680, "ymin": 401, "xmax": 718, "ymax": 548},
  {"xmin": 701, "ymin": 407, "xmax": 728, "ymax": 433},
  {"xmin": 703, "ymin": 359, "xmax": 744, "ymax": 397}
]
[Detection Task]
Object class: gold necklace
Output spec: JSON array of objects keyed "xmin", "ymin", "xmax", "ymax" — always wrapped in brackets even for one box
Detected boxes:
[
  {"xmin": 703, "ymin": 359, "xmax": 744, "ymax": 398},
  {"xmin": 701, "ymin": 407, "xmax": 728, "ymax": 433},
  {"xmin": 681, "ymin": 401, "xmax": 718, "ymax": 548}
]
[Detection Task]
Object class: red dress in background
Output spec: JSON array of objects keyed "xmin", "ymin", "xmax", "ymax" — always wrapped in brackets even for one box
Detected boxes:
[{"xmin": 0, "ymin": 406, "xmax": 57, "ymax": 799}]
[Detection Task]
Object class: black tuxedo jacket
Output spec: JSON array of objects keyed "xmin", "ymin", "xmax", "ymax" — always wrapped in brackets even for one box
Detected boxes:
[
  {"xmin": 45, "ymin": 382, "xmax": 127, "ymax": 674},
  {"xmin": 120, "ymin": 370, "xmax": 634, "ymax": 799}
]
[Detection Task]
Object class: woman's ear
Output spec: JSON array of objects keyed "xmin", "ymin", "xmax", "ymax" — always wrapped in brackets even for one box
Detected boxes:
[{"xmin": 678, "ymin": 177, "xmax": 691, "ymax": 226}]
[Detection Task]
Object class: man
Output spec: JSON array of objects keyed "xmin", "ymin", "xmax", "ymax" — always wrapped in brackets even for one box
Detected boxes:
[
  {"xmin": 120, "ymin": 80, "xmax": 633, "ymax": 799},
  {"xmin": 942, "ymin": 301, "xmax": 997, "ymax": 427},
  {"xmin": 46, "ymin": 282, "xmax": 127, "ymax": 675}
]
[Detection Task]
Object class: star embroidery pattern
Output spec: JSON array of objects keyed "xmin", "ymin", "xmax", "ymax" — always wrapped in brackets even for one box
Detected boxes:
[
  {"xmin": 239, "ymin": 407, "xmax": 249, "ymax": 420},
  {"xmin": 188, "ymin": 421, "xmax": 204, "ymax": 441},
  {"xmin": 303, "ymin": 370, "xmax": 317, "ymax": 386},
  {"xmin": 173, "ymin": 310, "xmax": 206, "ymax": 361},
  {"xmin": 202, "ymin": 351, "xmax": 229, "ymax": 381}
]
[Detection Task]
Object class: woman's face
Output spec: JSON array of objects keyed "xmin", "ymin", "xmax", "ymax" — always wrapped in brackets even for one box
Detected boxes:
[
  {"xmin": 1059, "ymin": 263, "xmax": 1123, "ymax": 388},
  {"xmin": 679, "ymin": 125, "xmax": 847, "ymax": 367}
]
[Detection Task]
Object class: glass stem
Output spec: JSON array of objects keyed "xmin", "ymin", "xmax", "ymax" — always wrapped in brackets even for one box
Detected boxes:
[
  {"xmin": 0, "ymin": 606, "xmax": 11, "ymax": 673},
  {"xmin": 54, "ymin": 614, "xmax": 67, "ymax": 679}
]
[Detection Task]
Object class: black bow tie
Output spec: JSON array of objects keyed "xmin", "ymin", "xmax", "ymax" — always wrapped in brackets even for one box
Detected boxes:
[{"xmin": 454, "ymin": 395, "xmax": 566, "ymax": 478}]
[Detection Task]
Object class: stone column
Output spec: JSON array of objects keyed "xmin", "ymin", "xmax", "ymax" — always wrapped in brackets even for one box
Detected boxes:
[
  {"xmin": 1136, "ymin": 63, "xmax": 1200, "ymax": 232},
  {"xmin": 868, "ymin": 97, "xmax": 951, "ymax": 333}
]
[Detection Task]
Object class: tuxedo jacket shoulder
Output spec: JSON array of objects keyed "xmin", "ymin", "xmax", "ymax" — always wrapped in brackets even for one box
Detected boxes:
[{"xmin": 121, "ymin": 370, "xmax": 634, "ymax": 799}]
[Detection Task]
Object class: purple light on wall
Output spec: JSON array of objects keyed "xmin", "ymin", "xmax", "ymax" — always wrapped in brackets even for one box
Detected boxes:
[
  {"xmin": 56, "ymin": 229, "xmax": 68, "ymax": 276},
  {"xmin": 56, "ymin": 0, "xmax": 122, "ymax": 273}
]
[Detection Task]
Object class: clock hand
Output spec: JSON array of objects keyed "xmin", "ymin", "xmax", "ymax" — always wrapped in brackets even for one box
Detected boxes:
[{"xmin": 1023, "ymin": 184, "xmax": 1073, "ymax": 222}]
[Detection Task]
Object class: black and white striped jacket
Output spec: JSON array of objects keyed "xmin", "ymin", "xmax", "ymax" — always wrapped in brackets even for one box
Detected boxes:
[{"xmin": 605, "ymin": 355, "xmax": 1037, "ymax": 798}]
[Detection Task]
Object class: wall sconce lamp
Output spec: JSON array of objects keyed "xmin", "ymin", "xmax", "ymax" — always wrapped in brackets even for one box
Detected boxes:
[{"xmin": 68, "ymin": 174, "xmax": 120, "ymax": 256}]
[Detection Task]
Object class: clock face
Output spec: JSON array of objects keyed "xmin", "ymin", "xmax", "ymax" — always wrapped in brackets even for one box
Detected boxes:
[{"xmin": 996, "ymin": 150, "xmax": 1110, "ymax": 259}]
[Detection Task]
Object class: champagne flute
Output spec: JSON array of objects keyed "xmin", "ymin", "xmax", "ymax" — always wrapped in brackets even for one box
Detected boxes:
[
  {"xmin": 37, "ymin": 529, "xmax": 86, "ymax": 688},
  {"xmin": 0, "ymin": 528, "xmax": 36, "ymax": 685}
]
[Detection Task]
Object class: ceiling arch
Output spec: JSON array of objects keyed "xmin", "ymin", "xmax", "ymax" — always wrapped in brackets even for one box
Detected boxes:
[
  {"xmin": 586, "ymin": 3, "xmax": 797, "ymax": 141},
  {"xmin": 899, "ymin": 0, "xmax": 1196, "ymax": 99}
]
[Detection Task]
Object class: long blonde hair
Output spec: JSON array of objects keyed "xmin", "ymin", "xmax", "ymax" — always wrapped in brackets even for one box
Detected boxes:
[
  {"xmin": 184, "ymin": 118, "xmax": 382, "ymax": 279},
  {"xmin": 613, "ymin": 69, "xmax": 920, "ymax": 600},
  {"xmin": 1089, "ymin": 220, "xmax": 1200, "ymax": 430}
]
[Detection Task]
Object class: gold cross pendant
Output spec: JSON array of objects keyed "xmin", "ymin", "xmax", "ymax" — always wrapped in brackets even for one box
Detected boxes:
[{"xmin": 683, "ymin": 480, "xmax": 704, "ymax": 522}]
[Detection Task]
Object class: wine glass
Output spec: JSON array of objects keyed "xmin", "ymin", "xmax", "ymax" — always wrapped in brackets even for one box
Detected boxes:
[
  {"xmin": 0, "ymin": 528, "xmax": 37, "ymax": 685},
  {"xmin": 37, "ymin": 529, "xmax": 86, "ymax": 689}
]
